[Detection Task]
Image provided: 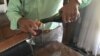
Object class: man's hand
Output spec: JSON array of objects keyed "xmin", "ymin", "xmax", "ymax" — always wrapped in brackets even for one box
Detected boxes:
[
  {"xmin": 60, "ymin": 0, "xmax": 80, "ymax": 23},
  {"xmin": 18, "ymin": 18, "xmax": 42, "ymax": 36}
]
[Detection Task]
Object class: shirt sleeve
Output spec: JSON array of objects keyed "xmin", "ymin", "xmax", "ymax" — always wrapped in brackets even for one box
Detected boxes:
[
  {"xmin": 6, "ymin": 0, "xmax": 22, "ymax": 30},
  {"xmin": 80, "ymin": 0, "xmax": 92, "ymax": 8}
]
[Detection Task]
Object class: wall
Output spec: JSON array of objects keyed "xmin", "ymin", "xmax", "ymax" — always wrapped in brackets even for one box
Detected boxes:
[{"xmin": 77, "ymin": 0, "xmax": 100, "ymax": 55}]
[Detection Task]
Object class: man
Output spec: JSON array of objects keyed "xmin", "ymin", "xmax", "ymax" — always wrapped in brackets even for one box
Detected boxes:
[
  {"xmin": 6, "ymin": 0, "xmax": 91, "ymax": 35},
  {"xmin": 2, "ymin": 0, "xmax": 91, "ymax": 56},
  {"xmin": 6, "ymin": 0, "xmax": 91, "ymax": 43}
]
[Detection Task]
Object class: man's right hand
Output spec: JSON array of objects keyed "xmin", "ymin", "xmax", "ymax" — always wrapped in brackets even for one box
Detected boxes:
[{"xmin": 18, "ymin": 18, "xmax": 42, "ymax": 36}]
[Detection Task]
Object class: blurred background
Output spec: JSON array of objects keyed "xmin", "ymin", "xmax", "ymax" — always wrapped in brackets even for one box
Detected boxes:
[{"xmin": 0, "ymin": 0, "xmax": 100, "ymax": 56}]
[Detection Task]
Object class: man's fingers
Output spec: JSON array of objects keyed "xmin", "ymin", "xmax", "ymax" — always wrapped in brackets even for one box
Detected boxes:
[
  {"xmin": 71, "ymin": 11, "xmax": 80, "ymax": 22},
  {"xmin": 18, "ymin": 19, "xmax": 42, "ymax": 36},
  {"xmin": 26, "ymin": 23, "xmax": 38, "ymax": 35},
  {"xmin": 20, "ymin": 24, "xmax": 37, "ymax": 36},
  {"xmin": 28, "ymin": 27, "xmax": 37, "ymax": 35},
  {"xmin": 31, "ymin": 23, "xmax": 38, "ymax": 29},
  {"xmin": 70, "ymin": 12, "xmax": 76, "ymax": 22},
  {"xmin": 35, "ymin": 20, "xmax": 43, "ymax": 27}
]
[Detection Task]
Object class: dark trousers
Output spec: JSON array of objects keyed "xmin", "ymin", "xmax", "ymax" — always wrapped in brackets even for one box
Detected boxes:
[{"xmin": 0, "ymin": 41, "xmax": 33, "ymax": 56}]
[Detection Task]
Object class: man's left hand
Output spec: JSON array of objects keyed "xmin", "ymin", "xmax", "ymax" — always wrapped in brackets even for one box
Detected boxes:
[{"xmin": 60, "ymin": 0, "xmax": 80, "ymax": 23}]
